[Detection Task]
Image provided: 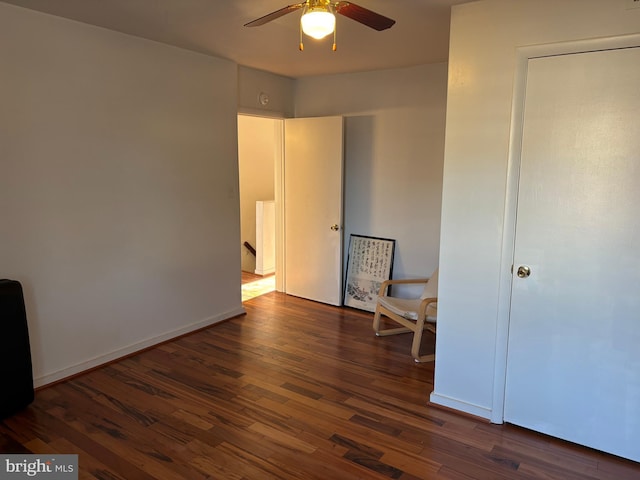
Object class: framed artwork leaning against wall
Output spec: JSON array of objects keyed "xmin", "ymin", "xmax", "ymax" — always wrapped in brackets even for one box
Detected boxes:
[{"xmin": 344, "ymin": 235, "xmax": 395, "ymax": 312}]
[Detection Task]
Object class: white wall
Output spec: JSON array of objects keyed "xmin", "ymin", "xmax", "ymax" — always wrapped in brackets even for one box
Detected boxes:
[
  {"xmin": 433, "ymin": 0, "xmax": 640, "ymax": 418},
  {"xmin": 238, "ymin": 115, "xmax": 278, "ymax": 272},
  {"xmin": 0, "ymin": 4, "xmax": 243, "ymax": 386},
  {"xmin": 238, "ymin": 66, "xmax": 295, "ymax": 118},
  {"xmin": 295, "ymin": 64, "xmax": 447, "ymax": 293}
]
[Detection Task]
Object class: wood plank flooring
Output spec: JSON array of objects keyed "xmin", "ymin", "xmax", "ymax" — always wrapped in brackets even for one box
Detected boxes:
[
  {"xmin": 241, "ymin": 271, "xmax": 265, "ymax": 285},
  {"xmin": 2, "ymin": 291, "xmax": 639, "ymax": 479}
]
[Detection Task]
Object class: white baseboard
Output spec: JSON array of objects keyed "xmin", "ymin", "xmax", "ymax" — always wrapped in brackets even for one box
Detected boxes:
[
  {"xmin": 254, "ymin": 267, "xmax": 275, "ymax": 275},
  {"xmin": 429, "ymin": 391, "xmax": 492, "ymax": 420},
  {"xmin": 34, "ymin": 306, "xmax": 246, "ymax": 388}
]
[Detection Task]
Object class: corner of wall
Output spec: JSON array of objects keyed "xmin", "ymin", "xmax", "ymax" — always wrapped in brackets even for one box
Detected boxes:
[{"xmin": 238, "ymin": 65, "xmax": 295, "ymax": 117}]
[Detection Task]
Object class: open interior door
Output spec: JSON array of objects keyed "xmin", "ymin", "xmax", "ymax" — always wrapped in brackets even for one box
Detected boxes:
[{"xmin": 284, "ymin": 116, "xmax": 344, "ymax": 305}]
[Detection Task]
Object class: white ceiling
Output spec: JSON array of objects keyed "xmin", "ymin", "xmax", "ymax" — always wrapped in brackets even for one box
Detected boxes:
[{"xmin": 1, "ymin": 0, "xmax": 475, "ymax": 78}]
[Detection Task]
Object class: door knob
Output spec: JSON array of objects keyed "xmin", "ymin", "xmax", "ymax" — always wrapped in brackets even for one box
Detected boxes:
[
  {"xmin": 516, "ymin": 265, "xmax": 531, "ymax": 278},
  {"xmin": 330, "ymin": 224, "xmax": 340, "ymax": 231}
]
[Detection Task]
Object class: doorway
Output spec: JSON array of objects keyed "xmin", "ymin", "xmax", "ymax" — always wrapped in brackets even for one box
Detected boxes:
[
  {"xmin": 237, "ymin": 114, "xmax": 282, "ymax": 300},
  {"xmin": 238, "ymin": 114, "xmax": 345, "ymax": 305}
]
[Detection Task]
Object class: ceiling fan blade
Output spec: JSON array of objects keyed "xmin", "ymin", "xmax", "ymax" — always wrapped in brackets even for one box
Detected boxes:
[
  {"xmin": 244, "ymin": 3, "xmax": 306, "ymax": 27},
  {"xmin": 334, "ymin": 2, "xmax": 395, "ymax": 31}
]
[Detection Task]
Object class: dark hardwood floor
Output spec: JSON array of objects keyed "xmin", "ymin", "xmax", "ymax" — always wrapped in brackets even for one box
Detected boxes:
[
  {"xmin": 241, "ymin": 271, "xmax": 265, "ymax": 285},
  {"xmin": 1, "ymin": 291, "xmax": 639, "ymax": 479}
]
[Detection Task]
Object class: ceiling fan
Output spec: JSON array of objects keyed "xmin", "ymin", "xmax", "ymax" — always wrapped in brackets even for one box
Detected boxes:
[{"xmin": 244, "ymin": 0, "xmax": 395, "ymax": 51}]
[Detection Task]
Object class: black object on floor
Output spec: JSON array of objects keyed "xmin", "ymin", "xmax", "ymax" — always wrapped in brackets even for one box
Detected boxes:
[{"xmin": 0, "ymin": 279, "xmax": 35, "ymax": 419}]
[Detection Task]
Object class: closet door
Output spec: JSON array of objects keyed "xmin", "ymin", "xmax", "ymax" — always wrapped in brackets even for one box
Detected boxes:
[{"xmin": 505, "ymin": 47, "xmax": 640, "ymax": 462}]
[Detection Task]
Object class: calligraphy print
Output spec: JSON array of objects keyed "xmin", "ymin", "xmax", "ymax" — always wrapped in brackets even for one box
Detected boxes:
[{"xmin": 344, "ymin": 235, "xmax": 395, "ymax": 312}]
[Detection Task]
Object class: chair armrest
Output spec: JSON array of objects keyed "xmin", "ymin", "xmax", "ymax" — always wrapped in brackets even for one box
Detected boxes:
[
  {"xmin": 418, "ymin": 297, "xmax": 437, "ymax": 317},
  {"xmin": 378, "ymin": 278, "xmax": 430, "ymax": 296}
]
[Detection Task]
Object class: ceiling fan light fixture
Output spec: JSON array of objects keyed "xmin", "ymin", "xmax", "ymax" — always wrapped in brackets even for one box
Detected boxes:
[
  {"xmin": 244, "ymin": 1, "xmax": 395, "ymax": 52},
  {"xmin": 301, "ymin": 8, "xmax": 335, "ymax": 40}
]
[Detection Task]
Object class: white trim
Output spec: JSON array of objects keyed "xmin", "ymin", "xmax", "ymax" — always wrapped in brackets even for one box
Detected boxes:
[
  {"xmin": 34, "ymin": 306, "xmax": 245, "ymax": 388},
  {"xmin": 255, "ymin": 267, "xmax": 275, "ymax": 275},
  {"xmin": 522, "ymin": 32, "xmax": 640, "ymax": 60},
  {"xmin": 274, "ymin": 119, "xmax": 285, "ymax": 293},
  {"xmin": 492, "ymin": 32, "xmax": 640, "ymax": 424},
  {"xmin": 237, "ymin": 107, "xmax": 286, "ymax": 119},
  {"xmin": 491, "ymin": 47, "xmax": 529, "ymax": 424},
  {"xmin": 430, "ymin": 391, "xmax": 492, "ymax": 420}
]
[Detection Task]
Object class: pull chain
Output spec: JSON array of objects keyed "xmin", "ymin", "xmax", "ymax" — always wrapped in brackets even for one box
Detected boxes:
[
  {"xmin": 332, "ymin": 24, "xmax": 337, "ymax": 51},
  {"xmin": 299, "ymin": 21, "xmax": 304, "ymax": 51}
]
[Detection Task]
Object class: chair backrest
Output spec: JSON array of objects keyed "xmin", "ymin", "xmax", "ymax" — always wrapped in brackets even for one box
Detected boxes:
[{"xmin": 419, "ymin": 268, "xmax": 439, "ymax": 300}]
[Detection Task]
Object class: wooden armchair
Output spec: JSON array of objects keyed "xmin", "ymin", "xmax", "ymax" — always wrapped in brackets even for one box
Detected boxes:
[{"xmin": 372, "ymin": 268, "xmax": 438, "ymax": 362}]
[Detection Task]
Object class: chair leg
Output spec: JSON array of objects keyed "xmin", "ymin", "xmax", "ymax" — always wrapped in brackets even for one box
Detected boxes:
[
  {"xmin": 373, "ymin": 307, "xmax": 412, "ymax": 336},
  {"xmin": 410, "ymin": 324, "xmax": 424, "ymax": 361},
  {"xmin": 374, "ymin": 304, "xmax": 432, "ymax": 361},
  {"xmin": 414, "ymin": 353, "xmax": 435, "ymax": 363},
  {"xmin": 411, "ymin": 319, "xmax": 436, "ymax": 363},
  {"xmin": 373, "ymin": 306, "xmax": 382, "ymax": 334}
]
